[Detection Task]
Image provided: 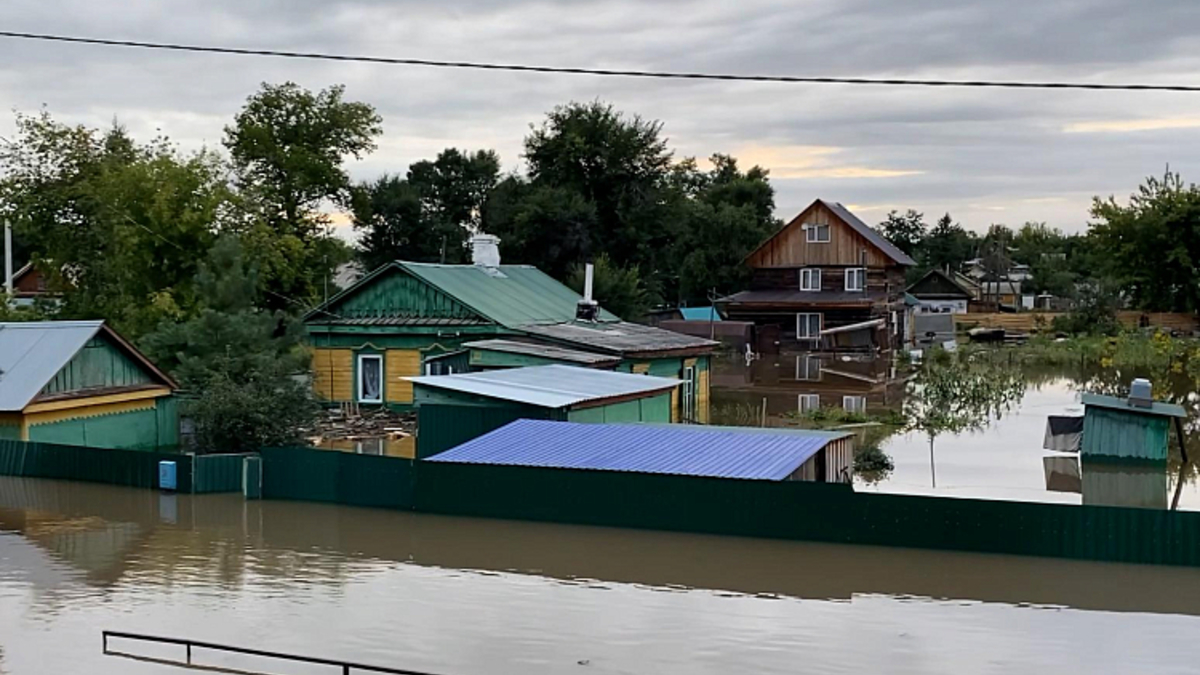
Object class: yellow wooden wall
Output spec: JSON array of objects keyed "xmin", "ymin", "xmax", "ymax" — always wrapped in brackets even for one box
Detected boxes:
[
  {"xmin": 385, "ymin": 349, "xmax": 421, "ymax": 404},
  {"xmin": 671, "ymin": 389, "xmax": 680, "ymax": 423},
  {"xmin": 631, "ymin": 363, "xmax": 650, "ymax": 374},
  {"xmin": 697, "ymin": 367, "xmax": 710, "ymax": 424},
  {"xmin": 312, "ymin": 349, "xmax": 352, "ymax": 401}
]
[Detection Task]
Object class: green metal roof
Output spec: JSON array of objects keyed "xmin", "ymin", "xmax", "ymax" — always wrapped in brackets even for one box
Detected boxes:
[
  {"xmin": 401, "ymin": 263, "xmax": 619, "ymax": 327},
  {"xmin": 1081, "ymin": 393, "xmax": 1187, "ymax": 419}
]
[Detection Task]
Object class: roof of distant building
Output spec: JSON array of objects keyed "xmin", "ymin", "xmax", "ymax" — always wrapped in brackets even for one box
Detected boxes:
[
  {"xmin": 464, "ymin": 339, "xmax": 622, "ymax": 366},
  {"xmin": 407, "ymin": 364, "xmax": 679, "ymax": 409},
  {"xmin": 679, "ymin": 306, "xmax": 721, "ymax": 322},
  {"xmin": 426, "ymin": 419, "xmax": 852, "ymax": 481}
]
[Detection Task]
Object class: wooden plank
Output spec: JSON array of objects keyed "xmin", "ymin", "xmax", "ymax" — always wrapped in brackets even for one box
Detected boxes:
[
  {"xmin": 748, "ymin": 201, "xmax": 890, "ymax": 269},
  {"xmin": 312, "ymin": 349, "xmax": 353, "ymax": 402},
  {"xmin": 697, "ymin": 368, "xmax": 711, "ymax": 424},
  {"xmin": 386, "ymin": 349, "xmax": 421, "ymax": 404},
  {"xmin": 954, "ymin": 312, "xmax": 1199, "ymax": 333}
]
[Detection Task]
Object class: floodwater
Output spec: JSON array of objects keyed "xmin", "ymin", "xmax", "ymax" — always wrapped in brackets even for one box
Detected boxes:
[
  {"xmin": 711, "ymin": 353, "xmax": 1200, "ymax": 510},
  {"xmin": 4, "ymin": 478, "xmax": 1200, "ymax": 674}
]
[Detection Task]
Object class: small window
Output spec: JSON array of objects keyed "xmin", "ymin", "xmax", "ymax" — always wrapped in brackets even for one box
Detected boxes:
[
  {"xmin": 358, "ymin": 354, "xmax": 383, "ymax": 403},
  {"xmin": 797, "ymin": 313, "xmax": 822, "ymax": 340},
  {"xmin": 891, "ymin": 311, "xmax": 899, "ymax": 336},
  {"xmin": 795, "ymin": 354, "xmax": 822, "ymax": 381},
  {"xmin": 806, "ymin": 223, "xmax": 831, "ymax": 243},
  {"xmin": 798, "ymin": 394, "xmax": 820, "ymax": 413},
  {"xmin": 799, "ymin": 268, "xmax": 822, "ymax": 292},
  {"xmin": 843, "ymin": 396, "xmax": 867, "ymax": 415},
  {"xmin": 845, "ymin": 268, "xmax": 866, "ymax": 292}
]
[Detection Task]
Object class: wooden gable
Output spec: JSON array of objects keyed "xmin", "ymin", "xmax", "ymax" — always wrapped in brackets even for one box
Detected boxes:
[
  {"xmin": 324, "ymin": 265, "xmax": 488, "ymax": 322},
  {"xmin": 908, "ymin": 270, "xmax": 973, "ymax": 299},
  {"xmin": 746, "ymin": 201, "xmax": 892, "ymax": 269}
]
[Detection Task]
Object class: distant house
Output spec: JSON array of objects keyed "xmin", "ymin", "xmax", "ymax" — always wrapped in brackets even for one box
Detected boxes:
[
  {"xmin": 0, "ymin": 321, "xmax": 179, "ymax": 449},
  {"xmin": 7, "ymin": 263, "xmax": 53, "ymax": 307},
  {"xmin": 907, "ymin": 269, "xmax": 974, "ymax": 314},
  {"xmin": 717, "ymin": 200, "xmax": 915, "ymax": 353},
  {"xmin": 303, "ymin": 237, "xmax": 716, "ymax": 422}
]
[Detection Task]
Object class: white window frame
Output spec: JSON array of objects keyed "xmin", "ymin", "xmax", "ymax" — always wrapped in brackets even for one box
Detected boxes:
[
  {"xmin": 843, "ymin": 395, "xmax": 867, "ymax": 415},
  {"xmin": 682, "ymin": 365, "xmax": 697, "ymax": 422},
  {"xmin": 357, "ymin": 353, "xmax": 384, "ymax": 404},
  {"xmin": 795, "ymin": 354, "xmax": 822, "ymax": 381},
  {"xmin": 891, "ymin": 311, "xmax": 899, "ymax": 336},
  {"xmin": 845, "ymin": 268, "xmax": 866, "ymax": 292},
  {"xmin": 799, "ymin": 268, "xmax": 822, "ymax": 292},
  {"xmin": 806, "ymin": 222, "xmax": 831, "ymax": 243},
  {"xmin": 796, "ymin": 313, "xmax": 822, "ymax": 341},
  {"xmin": 798, "ymin": 394, "xmax": 820, "ymax": 413}
]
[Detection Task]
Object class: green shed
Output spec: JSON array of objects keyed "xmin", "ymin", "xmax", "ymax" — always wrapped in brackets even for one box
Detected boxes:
[
  {"xmin": 408, "ymin": 365, "xmax": 681, "ymax": 458},
  {"xmin": 1081, "ymin": 390, "xmax": 1186, "ymax": 462}
]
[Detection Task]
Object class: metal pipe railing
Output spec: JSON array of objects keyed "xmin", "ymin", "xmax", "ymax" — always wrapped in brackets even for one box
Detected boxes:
[{"xmin": 102, "ymin": 630, "xmax": 441, "ymax": 675}]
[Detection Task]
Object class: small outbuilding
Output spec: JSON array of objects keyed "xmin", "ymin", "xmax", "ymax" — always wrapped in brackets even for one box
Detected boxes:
[
  {"xmin": 408, "ymin": 365, "xmax": 681, "ymax": 457},
  {"xmin": 427, "ymin": 418, "xmax": 855, "ymax": 483},
  {"xmin": 1081, "ymin": 382, "xmax": 1186, "ymax": 462},
  {"xmin": 0, "ymin": 321, "xmax": 179, "ymax": 449}
]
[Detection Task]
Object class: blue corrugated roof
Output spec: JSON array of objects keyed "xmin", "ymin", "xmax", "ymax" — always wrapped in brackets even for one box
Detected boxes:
[
  {"xmin": 426, "ymin": 419, "xmax": 851, "ymax": 481},
  {"xmin": 679, "ymin": 307, "xmax": 721, "ymax": 322}
]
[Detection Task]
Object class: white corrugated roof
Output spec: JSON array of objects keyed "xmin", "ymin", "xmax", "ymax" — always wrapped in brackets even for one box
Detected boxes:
[
  {"xmin": 0, "ymin": 321, "xmax": 104, "ymax": 411},
  {"xmin": 406, "ymin": 364, "xmax": 681, "ymax": 409}
]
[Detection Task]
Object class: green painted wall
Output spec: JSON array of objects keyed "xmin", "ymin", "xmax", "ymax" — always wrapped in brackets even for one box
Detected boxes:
[
  {"xmin": 469, "ymin": 349, "xmax": 576, "ymax": 369},
  {"xmin": 1082, "ymin": 407, "xmax": 1172, "ymax": 461},
  {"xmin": 565, "ymin": 393, "xmax": 672, "ymax": 424},
  {"xmin": 640, "ymin": 392, "xmax": 672, "ymax": 421},
  {"xmin": 567, "ymin": 407, "xmax": 605, "ymax": 423},
  {"xmin": 41, "ymin": 336, "xmax": 154, "ymax": 397},
  {"xmin": 331, "ymin": 267, "xmax": 482, "ymax": 321},
  {"xmin": 26, "ymin": 398, "xmax": 179, "ymax": 451},
  {"xmin": 0, "ymin": 424, "xmax": 20, "ymax": 441}
]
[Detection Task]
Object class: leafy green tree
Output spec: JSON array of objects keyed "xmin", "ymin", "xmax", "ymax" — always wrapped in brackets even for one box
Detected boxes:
[
  {"xmin": 917, "ymin": 213, "xmax": 977, "ymax": 275},
  {"xmin": 0, "ymin": 112, "xmax": 229, "ymax": 337},
  {"xmin": 567, "ymin": 254, "xmax": 650, "ymax": 320},
  {"xmin": 142, "ymin": 236, "xmax": 317, "ymax": 452},
  {"xmin": 1090, "ymin": 170, "xmax": 1200, "ymax": 313},
  {"xmin": 483, "ymin": 178, "xmax": 598, "ymax": 279},
  {"xmin": 878, "ymin": 209, "xmax": 927, "ymax": 257},
  {"xmin": 351, "ymin": 175, "xmax": 433, "ymax": 270},
  {"xmin": 225, "ymin": 82, "xmax": 381, "ymax": 308},
  {"xmin": 407, "ymin": 149, "xmax": 500, "ymax": 263}
]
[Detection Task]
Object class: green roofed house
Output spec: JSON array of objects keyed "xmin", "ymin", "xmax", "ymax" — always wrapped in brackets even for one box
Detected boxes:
[
  {"xmin": 0, "ymin": 321, "xmax": 179, "ymax": 449},
  {"xmin": 408, "ymin": 364, "xmax": 681, "ymax": 457},
  {"xmin": 304, "ymin": 236, "xmax": 717, "ymax": 422}
]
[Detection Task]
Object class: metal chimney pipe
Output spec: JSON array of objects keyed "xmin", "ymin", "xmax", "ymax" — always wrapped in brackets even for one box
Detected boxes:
[
  {"xmin": 584, "ymin": 263, "xmax": 594, "ymax": 303},
  {"xmin": 3, "ymin": 220, "xmax": 12, "ymax": 297}
]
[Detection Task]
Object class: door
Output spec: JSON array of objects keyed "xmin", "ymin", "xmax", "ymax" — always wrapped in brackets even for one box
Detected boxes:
[{"xmin": 756, "ymin": 324, "xmax": 781, "ymax": 355}]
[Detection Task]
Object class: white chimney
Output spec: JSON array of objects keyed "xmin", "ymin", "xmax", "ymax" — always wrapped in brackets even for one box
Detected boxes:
[
  {"xmin": 583, "ymin": 263, "xmax": 594, "ymax": 303},
  {"xmin": 470, "ymin": 234, "xmax": 501, "ymax": 267}
]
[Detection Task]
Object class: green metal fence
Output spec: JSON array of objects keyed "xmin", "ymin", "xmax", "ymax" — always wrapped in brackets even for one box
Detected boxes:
[
  {"xmin": 260, "ymin": 446, "xmax": 413, "ymax": 509},
  {"xmin": 0, "ymin": 439, "xmax": 193, "ymax": 492},
  {"xmin": 416, "ymin": 403, "xmax": 559, "ymax": 458},
  {"xmin": 193, "ymin": 454, "xmax": 254, "ymax": 494},
  {"xmin": 413, "ymin": 462, "xmax": 1200, "ymax": 567}
]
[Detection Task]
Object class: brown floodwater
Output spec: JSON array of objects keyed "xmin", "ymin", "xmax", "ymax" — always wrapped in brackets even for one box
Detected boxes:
[{"xmin": 3, "ymin": 477, "xmax": 1200, "ymax": 674}]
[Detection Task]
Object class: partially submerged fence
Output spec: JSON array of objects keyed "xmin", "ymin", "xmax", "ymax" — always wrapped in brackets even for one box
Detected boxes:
[
  {"xmin": 956, "ymin": 311, "xmax": 1199, "ymax": 333},
  {"xmin": 260, "ymin": 446, "xmax": 413, "ymax": 509}
]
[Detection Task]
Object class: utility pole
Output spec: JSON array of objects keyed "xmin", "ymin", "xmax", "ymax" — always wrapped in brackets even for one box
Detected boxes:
[{"xmin": 3, "ymin": 219, "xmax": 12, "ymax": 298}]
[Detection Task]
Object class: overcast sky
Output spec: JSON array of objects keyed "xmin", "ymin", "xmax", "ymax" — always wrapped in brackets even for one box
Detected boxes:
[{"xmin": 4, "ymin": 0, "xmax": 1200, "ymax": 238}]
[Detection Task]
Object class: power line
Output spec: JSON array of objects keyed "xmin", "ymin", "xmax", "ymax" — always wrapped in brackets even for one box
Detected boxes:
[{"xmin": 2, "ymin": 30, "xmax": 1200, "ymax": 93}]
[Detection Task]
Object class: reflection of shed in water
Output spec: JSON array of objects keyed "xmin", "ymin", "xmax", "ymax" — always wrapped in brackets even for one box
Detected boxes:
[
  {"xmin": 1042, "ymin": 456, "xmax": 1169, "ymax": 510},
  {"xmin": 427, "ymin": 419, "xmax": 856, "ymax": 484}
]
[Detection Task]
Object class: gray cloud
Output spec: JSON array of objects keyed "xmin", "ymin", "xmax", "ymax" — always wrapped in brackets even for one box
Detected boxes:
[{"xmin": 3, "ymin": 0, "xmax": 1200, "ymax": 234}]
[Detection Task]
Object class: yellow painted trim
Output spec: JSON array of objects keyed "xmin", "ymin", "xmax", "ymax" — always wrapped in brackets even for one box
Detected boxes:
[
  {"xmin": 22, "ymin": 387, "xmax": 171, "ymax": 414},
  {"xmin": 23, "ymin": 398, "xmax": 157, "ymax": 427}
]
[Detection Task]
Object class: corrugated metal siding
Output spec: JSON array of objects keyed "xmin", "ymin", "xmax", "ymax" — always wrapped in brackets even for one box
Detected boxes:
[
  {"xmin": 427, "ymin": 419, "xmax": 835, "ymax": 480},
  {"xmin": 1082, "ymin": 407, "xmax": 1171, "ymax": 461},
  {"xmin": 194, "ymin": 453, "xmax": 253, "ymax": 493},
  {"xmin": 0, "ymin": 439, "xmax": 193, "ymax": 491},
  {"xmin": 260, "ymin": 446, "xmax": 413, "ymax": 509},
  {"xmin": 417, "ymin": 403, "xmax": 561, "ymax": 458}
]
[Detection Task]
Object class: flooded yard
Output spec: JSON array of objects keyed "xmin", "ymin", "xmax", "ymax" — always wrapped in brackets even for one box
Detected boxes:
[
  {"xmin": 4, "ymin": 477, "xmax": 1200, "ymax": 674},
  {"xmin": 711, "ymin": 351, "xmax": 1200, "ymax": 510}
]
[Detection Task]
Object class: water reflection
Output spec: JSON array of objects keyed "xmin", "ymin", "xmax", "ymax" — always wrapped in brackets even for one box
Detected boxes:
[{"xmin": 712, "ymin": 353, "xmax": 1200, "ymax": 509}]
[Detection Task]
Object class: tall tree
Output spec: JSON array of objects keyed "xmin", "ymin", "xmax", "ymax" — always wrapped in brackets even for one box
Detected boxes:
[
  {"xmin": 1090, "ymin": 170, "xmax": 1200, "ymax": 313},
  {"xmin": 407, "ymin": 149, "xmax": 500, "ymax": 263},
  {"xmin": 878, "ymin": 209, "xmax": 927, "ymax": 257},
  {"xmin": 918, "ymin": 213, "xmax": 976, "ymax": 274},
  {"xmin": 351, "ymin": 176, "xmax": 432, "ymax": 270},
  {"xmin": 482, "ymin": 178, "xmax": 597, "ymax": 279},
  {"xmin": 567, "ymin": 254, "xmax": 650, "ymax": 320},
  {"xmin": 225, "ymin": 82, "xmax": 381, "ymax": 308},
  {"xmin": 0, "ymin": 112, "xmax": 229, "ymax": 337}
]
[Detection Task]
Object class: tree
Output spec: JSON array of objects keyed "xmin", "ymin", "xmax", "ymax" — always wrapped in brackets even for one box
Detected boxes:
[
  {"xmin": 141, "ymin": 237, "xmax": 317, "ymax": 452},
  {"xmin": 523, "ymin": 101, "xmax": 678, "ymax": 273},
  {"xmin": 483, "ymin": 178, "xmax": 598, "ymax": 279},
  {"xmin": 225, "ymin": 82, "xmax": 382, "ymax": 308},
  {"xmin": 0, "ymin": 112, "xmax": 230, "ymax": 337},
  {"xmin": 1090, "ymin": 170, "xmax": 1200, "ymax": 313},
  {"xmin": 567, "ymin": 254, "xmax": 650, "ymax": 320},
  {"xmin": 351, "ymin": 175, "xmax": 433, "ymax": 270},
  {"xmin": 407, "ymin": 149, "xmax": 500, "ymax": 263},
  {"xmin": 904, "ymin": 351, "xmax": 1025, "ymax": 487},
  {"xmin": 878, "ymin": 209, "xmax": 927, "ymax": 257},
  {"xmin": 915, "ymin": 213, "xmax": 976, "ymax": 279}
]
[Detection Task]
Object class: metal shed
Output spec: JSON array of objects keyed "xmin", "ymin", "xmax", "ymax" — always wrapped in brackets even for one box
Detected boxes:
[
  {"xmin": 426, "ymin": 419, "xmax": 855, "ymax": 483},
  {"xmin": 1081, "ymin": 390, "xmax": 1186, "ymax": 462},
  {"xmin": 407, "ymin": 365, "xmax": 682, "ymax": 458}
]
